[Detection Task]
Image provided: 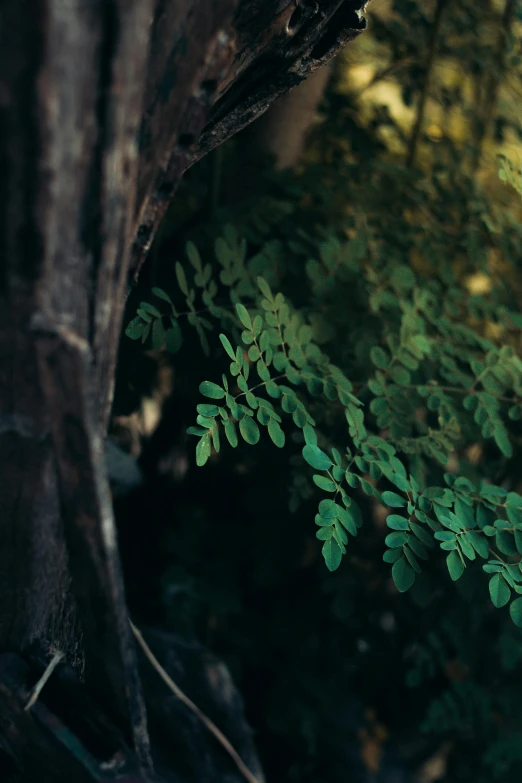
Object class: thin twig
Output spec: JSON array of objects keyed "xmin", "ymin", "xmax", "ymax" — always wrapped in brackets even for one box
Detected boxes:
[
  {"xmin": 406, "ymin": 0, "xmax": 448, "ymax": 168},
  {"xmin": 130, "ymin": 621, "xmax": 261, "ymax": 783},
  {"xmin": 24, "ymin": 649, "xmax": 64, "ymax": 711}
]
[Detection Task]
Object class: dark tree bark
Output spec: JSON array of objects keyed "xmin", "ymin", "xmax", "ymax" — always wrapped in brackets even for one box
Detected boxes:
[{"xmin": 0, "ymin": 1, "xmax": 367, "ymax": 779}]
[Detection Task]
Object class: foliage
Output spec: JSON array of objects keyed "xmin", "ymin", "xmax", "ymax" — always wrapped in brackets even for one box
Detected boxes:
[
  {"xmin": 121, "ymin": 0, "xmax": 522, "ymax": 780},
  {"xmin": 499, "ymin": 154, "xmax": 522, "ymax": 198},
  {"xmin": 127, "ymin": 157, "xmax": 522, "ymax": 626}
]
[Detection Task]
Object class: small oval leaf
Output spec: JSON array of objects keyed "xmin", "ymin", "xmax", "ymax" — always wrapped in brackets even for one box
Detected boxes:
[
  {"xmin": 302, "ymin": 444, "xmax": 333, "ymax": 471},
  {"xmin": 489, "ymin": 573, "xmax": 511, "ymax": 608},
  {"xmin": 392, "ymin": 557, "xmax": 415, "ymax": 592},
  {"xmin": 199, "ymin": 381, "xmax": 225, "ymax": 400},
  {"xmin": 239, "ymin": 416, "xmax": 260, "ymax": 445},
  {"xmin": 322, "ymin": 538, "xmax": 342, "ymax": 571}
]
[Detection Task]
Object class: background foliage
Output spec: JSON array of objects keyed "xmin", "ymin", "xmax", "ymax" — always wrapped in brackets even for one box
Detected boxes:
[{"xmin": 115, "ymin": 1, "xmax": 522, "ymax": 780}]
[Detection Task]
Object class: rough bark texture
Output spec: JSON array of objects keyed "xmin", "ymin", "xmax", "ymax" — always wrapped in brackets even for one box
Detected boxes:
[
  {"xmin": 0, "ymin": 629, "xmax": 264, "ymax": 783},
  {"xmin": 0, "ymin": 0, "xmax": 367, "ymax": 778}
]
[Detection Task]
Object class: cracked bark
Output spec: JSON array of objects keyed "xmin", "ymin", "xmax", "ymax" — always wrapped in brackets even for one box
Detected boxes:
[{"xmin": 0, "ymin": 0, "xmax": 367, "ymax": 778}]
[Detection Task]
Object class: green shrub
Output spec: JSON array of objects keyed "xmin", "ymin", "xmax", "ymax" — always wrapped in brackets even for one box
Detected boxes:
[
  {"xmin": 123, "ymin": 2, "xmax": 522, "ymax": 775},
  {"xmin": 127, "ymin": 150, "xmax": 522, "ymax": 624}
]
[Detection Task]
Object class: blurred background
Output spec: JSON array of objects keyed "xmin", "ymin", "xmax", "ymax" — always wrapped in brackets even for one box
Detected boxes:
[{"xmin": 110, "ymin": 1, "xmax": 522, "ymax": 781}]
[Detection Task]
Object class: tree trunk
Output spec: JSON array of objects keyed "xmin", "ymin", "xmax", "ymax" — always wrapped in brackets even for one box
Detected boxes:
[
  {"xmin": 248, "ymin": 63, "xmax": 332, "ymax": 169},
  {"xmin": 0, "ymin": 1, "xmax": 367, "ymax": 778}
]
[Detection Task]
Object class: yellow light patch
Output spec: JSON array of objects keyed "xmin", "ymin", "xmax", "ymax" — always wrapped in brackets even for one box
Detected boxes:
[{"xmin": 465, "ymin": 273, "xmax": 491, "ymax": 295}]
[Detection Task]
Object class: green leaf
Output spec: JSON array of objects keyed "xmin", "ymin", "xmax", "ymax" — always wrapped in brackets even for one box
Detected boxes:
[
  {"xmin": 383, "ymin": 549, "xmax": 402, "ymax": 563},
  {"xmin": 257, "ymin": 407, "xmax": 270, "ymax": 426},
  {"xmin": 315, "ymin": 514, "xmax": 332, "ymax": 527},
  {"xmin": 196, "ymin": 415, "xmax": 214, "ymax": 429},
  {"xmin": 407, "ymin": 537, "xmax": 428, "ymax": 560},
  {"xmin": 200, "ymin": 381, "xmax": 225, "ymax": 399},
  {"xmin": 446, "ymin": 550, "xmax": 464, "ymax": 581},
  {"xmin": 331, "ymin": 447, "xmax": 343, "ymax": 466},
  {"xmin": 303, "ymin": 424, "xmax": 317, "ymax": 446},
  {"xmin": 236, "ymin": 303, "xmax": 252, "ymax": 330},
  {"xmin": 322, "ymin": 538, "xmax": 342, "ymax": 571},
  {"xmin": 166, "ymin": 324, "xmax": 182, "ymax": 354},
  {"xmin": 187, "ymin": 426, "xmax": 208, "ymax": 436},
  {"xmin": 293, "ymin": 407, "xmax": 307, "ymax": 428},
  {"xmin": 392, "ymin": 557, "xmax": 415, "ymax": 592},
  {"xmin": 459, "ymin": 535, "xmax": 475, "ymax": 561},
  {"xmin": 388, "ymin": 473, "xmax": 412, "ymax": 493},
  {"xmin": 223, "ymin": 420, "xmax": 238, "ymax": 448},
  {"xmin": 151, "ymin": 287, "xmax": 173, "ymax": 305},
  {"xmin": 386, "ymin": 515, "xmax": 409, "ymax": 531},
  {"xmin": 246, "ymin": 392, "xmax": 258, "ymax": 409},
  {"xmin": 257, "ymin": 277, "xmax": 273, "ymax": 301},
  {"xmin": 422, "ymin": 487, "xmax": 445, "ymax": 501},
  {"xmin": 267, "ymin": 419, "xmax": 285, "ymax": 448},
  {"xmin": 493, "ymin": 420, "xmax": 512, "ymax": 457},
  {"xmin": 489, "ymin": 573, "xmax": 511, "ymax": 608},
  {"xmin": 140, "ymin": 301, "xmax": 161, "ymax": 318},
  {"xmin": 390, "ymin": 365, "xmax": 411, "ymax": 385},
  {"xmin": 385, "ymin": 532, "xmax": 409, "ymax": 548},
  {"xmin": 382, "ymin": 491, "xmax": 406, "ymax": 508},
  {"xmin": 515, "ymin": 529, "xmax": 522, "ymax": 554},
  {"xmin": 316, "ymin": 527, "xmax": 334, "ymax": 541},
  {"xmin": 197, "ymin": 404, "xmax": 219, "ymax": 417},
  {"xmin": 483, "ymin": 563, "xmax": 504, "ymax": 573},
  {"xmin": 302, "ymin": 445, "xmax": 333, "ymax": 471},
  {"xmin": 211, "ymin": 425, "xmax": 220, "ymax": 453},
  {"xmin": 463, "ymin": 394, "xmax": 478, "ymax": 411},
  {"xmin": 360, "ymin": 479, "xmax": 374, "ymax": 496},
  {"xmin": 337, "ymin": 507, "xmax": 357, "ymax": 536},
  {"xmin": 510, "ymin": 598, "xmax": 522, "ymax": 626},
  {"xmin": 313, "ymin": 475, "xmax": 337, "ymax": 492},
  {"xmin": 257, "ymin": 359, "xmax": 270, "ymax": 381},
  {"xmin": 434, "ymin": 531, "xmax": 456, "ymax": 542},
  {"xmin": 175, "ymin": 262, "xmax": 189, "ymax": 296},
  {"xmin": 467, "ymin": 531, "xmax": 489, "ymax": 559},
  {"xmin": 239, "ymin": 416, "xmax": 260, "ymax": 445},
  {"xmin": 220, "ymin": 334, "xmax": 236, "ymax": 361},
  {"xmin": 409, "ymin": 522, "xmax": 434, "ymax": 547},
  {"xmin": 186, "ymin": 241, "xmax": 202, "ymax": 271},
  {"xmin": 319, "ymin": 499, "xmax": 337, "ymax": 519},
  {"xmin": 370, "ymin": 346, "xmax": 389, "ymax": 369},
  {"xmin": 507, "ymin": 505, "xmax": 522, "ymax": 526},
  {"xmin": 496, "ymin": 530, "xmax": 517, "ymax": 556},
  {"xmin": 506, "ymin": 492, "xmax": 522, "ymax": 509},
  {"xmin": 333, "ymin": 520, "xmax": 348, "ymax": 546},
  {"xmin": 404, "ymin": 547, "xmax": 421, "ymax": 573},
  {"xmin": 368, "ymin": 379, "xmax": 384, "ymax": 395},
  {"xmin": 151, "ymin": 318, "xmax": 166, "ymax": 350},
  {"xmin": 125, "ymin": 317, "xmax": 145, "ymax": 340},
  {"xmin": 196, "ymin": 437, "xmax": 211, "ymax": 467}
]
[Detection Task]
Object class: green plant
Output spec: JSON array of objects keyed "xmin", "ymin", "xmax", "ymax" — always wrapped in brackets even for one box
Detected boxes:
[
  {"xmin": 127, "ymin": 149, "xmax": 522, "ymax": 626},
  {"xmin": 121, "ymin": 4, "xmax": 522, "ymax": 777},
  {"xmin": 499, "ymin": 154, "xmax": 522, "ymax": 198}
]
